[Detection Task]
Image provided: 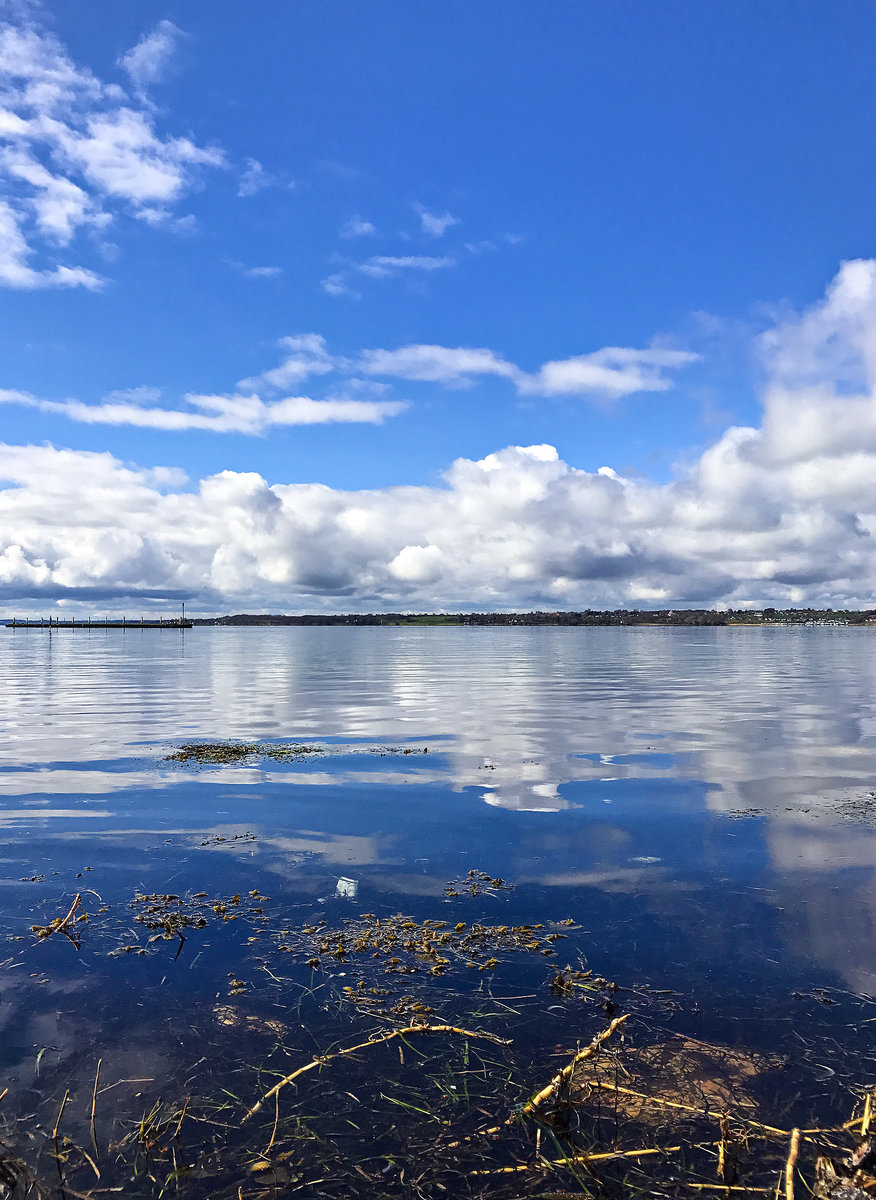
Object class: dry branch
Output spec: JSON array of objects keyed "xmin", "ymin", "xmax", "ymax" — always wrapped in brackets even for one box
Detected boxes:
[
  {"xmin": 244, "ymin": 1023, "xmax": 510, "ymax": 1121},
  {"xmin": 470, "ymin": 1144, "xmax": 682, "ymax": 1175},
  {"xmin": 520, "ymin": 1013, "xmax": 629, "ymax": 1117},
  {"xmin": 32, "ymin": 894, "xmax": 83, "ymax": 941},
  {"xmin": 784, "ymin": 1128, "xmax": 800, "ymax": 1200}
]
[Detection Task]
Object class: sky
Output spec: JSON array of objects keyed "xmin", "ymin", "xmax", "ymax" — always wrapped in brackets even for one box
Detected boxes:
[{"xmin": 3, "ymin": 1, "xmax": 876, "ymax": 614}]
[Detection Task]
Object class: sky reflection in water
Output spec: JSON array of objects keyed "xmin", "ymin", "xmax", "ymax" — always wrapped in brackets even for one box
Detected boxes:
[{"xmin": 2, "ymin": 624, "xmax": 876, "ymax": 1008}]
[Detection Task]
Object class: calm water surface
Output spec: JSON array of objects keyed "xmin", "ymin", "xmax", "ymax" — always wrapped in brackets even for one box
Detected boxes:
[{"xmin": 2, "ymin": 625, "xmax": 876, "ymax": 1192}]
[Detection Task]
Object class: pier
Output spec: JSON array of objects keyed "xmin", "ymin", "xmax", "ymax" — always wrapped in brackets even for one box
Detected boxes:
[{"xmin": 4, "ymin": 617, "xmax": 192, "ymax": 629}]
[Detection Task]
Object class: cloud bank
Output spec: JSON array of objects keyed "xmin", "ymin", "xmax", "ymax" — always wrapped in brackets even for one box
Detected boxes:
[{"xmin": 2, "ymin": 260, "xmax": 876, "ymax": 611}]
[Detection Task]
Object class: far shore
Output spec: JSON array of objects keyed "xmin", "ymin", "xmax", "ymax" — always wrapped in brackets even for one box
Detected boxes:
[{"xmin": 189, "ymin": 607, "xmax": 876, "ymax": 628}]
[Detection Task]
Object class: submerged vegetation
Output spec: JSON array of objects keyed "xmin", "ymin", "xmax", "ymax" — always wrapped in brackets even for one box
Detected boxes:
[{"xmin": 2, "ymin": 864, "xmax": 876, "ymax": 1199}]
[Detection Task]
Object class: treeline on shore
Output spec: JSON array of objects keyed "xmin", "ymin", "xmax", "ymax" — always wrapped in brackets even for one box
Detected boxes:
[{"xmin": 192, "ymin": 608, "xmax": 876, "ymax": 627}]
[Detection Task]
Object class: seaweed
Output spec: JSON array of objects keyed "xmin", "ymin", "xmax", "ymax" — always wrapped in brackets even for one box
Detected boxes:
[
  {"xmin": 164, "ymin": 741, "xmax": 325, "ymax": 764},
  {"xmin": 2, "ymin": 870, "xmax": 875, "ymax": 1199}
]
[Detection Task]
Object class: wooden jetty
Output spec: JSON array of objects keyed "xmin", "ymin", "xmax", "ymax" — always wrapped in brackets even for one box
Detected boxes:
[{"xmin": 4, "ymin": 616, "xmax": 192, "ymax": 629}]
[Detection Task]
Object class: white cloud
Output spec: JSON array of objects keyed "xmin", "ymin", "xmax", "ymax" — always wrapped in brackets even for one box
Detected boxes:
[
  {"xmin": 414, "ymin": 203, "xmax": 459, "ymax": 238},
  {"xmin": 519, "ymin": 346, "xmax": 699, "ymax": 400},
  {"xmin": 340, "ymin": 215, "xmax": 377, "ymax": 238},
  {"xmin": 3, "ymin": 262, "xmax": 876, "ymax": 608},
  {"xmin": 103, "ymin": 386, "xmax": 162, "ymax": 406},
  {"xmin": 0, "ymin": 16, "xmax": 224, "ymax": 288},
  {"xmin": 0, "ymin": 385, "xmax": 406, "ymax": 434},
  {"xmin": 358, "ymin": 254, "xmax": 454, "ymax": 278},
  {"xmin": 238, "ymin": 334, "xmax": 336, "ymax": 391},
  {"xmin": 388, "ymin": 544, "xmax": 447, "ymax": 583},
  {"xmin": 0, "ymin": 198, "xmax": 103, "ymax": 288},
  {"xmin": 118, "ymin": 20, "xmax": 182, "ymax": 90},
  {"xmin": 359, "ymin": 344, "xmax": 518, "ymax": 386},
  {"xmin": 321, "ymin": 271, "xmax": 358, "ymax": 298},
  {"xmin": 322, "ymin": 254, "xmax": 454, "ymax": 297},
  {"xmin": 358, "ymin": 340, "xmax": 694, "ymax": 400},
  {"xmin": 237, "ymin": 157, "xmax": 276, "ymax": 197},
  {"xmin": 59, "ymin": 108, "xmax": 222, "ymax": 209},
  {"xmin": 228, "ymin": 261, "xmax": 283, "ymax": 279},
  {"xmin": 236, "ymin": 333, "xmax": 692, "ymax": 401}
]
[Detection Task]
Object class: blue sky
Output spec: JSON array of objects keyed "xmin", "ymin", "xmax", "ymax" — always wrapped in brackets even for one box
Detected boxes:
[{"xmin": 3, "ymin": 1, "xmax": 876, "ymax": 612}]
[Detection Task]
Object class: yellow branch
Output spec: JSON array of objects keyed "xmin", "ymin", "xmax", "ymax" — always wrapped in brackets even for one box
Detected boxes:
[
  {"xmin": 446, "ymin": 1013, "xmax": 629, "ymax": 1150},
  {"xmin": 784, "ymin": 1128, "xmax": 800, "ymax": 1200},
  {"xmin": 33, "ymin": 893, "xmax": 82, "ymax": 940},
  {"xmin": 521, "ymin": 1014, "xmax": 629, "ymax": 1117},
  {"xmin": 686, "ymin": 1186, "xmax": 773, "ymax": 1193},
  {"xmin": 470, "ymin": 1145, "xmax": 682, "ymax": 1175},
  {"xmin": 243, "ymin": 1024, "xmax": 510, "ymax": 1121}
]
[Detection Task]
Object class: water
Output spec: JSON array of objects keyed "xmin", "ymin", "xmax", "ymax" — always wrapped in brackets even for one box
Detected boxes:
[{"xmin": 2, "ymin": 625, "xmax": 875, "ymax": 1195}]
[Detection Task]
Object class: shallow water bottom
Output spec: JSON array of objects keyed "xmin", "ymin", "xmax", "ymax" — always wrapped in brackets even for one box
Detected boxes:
[{"xmin": 3, "ymin": 626, "xmax": 876, "ymax": 1194}]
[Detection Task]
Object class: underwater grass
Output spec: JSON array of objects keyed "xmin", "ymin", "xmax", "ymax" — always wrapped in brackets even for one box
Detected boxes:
[{"xmin": 2, "ymin": 871, "xmax": 875, "ymax": 1198}]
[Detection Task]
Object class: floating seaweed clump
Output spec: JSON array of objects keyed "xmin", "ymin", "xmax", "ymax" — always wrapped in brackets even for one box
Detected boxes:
[
  {"xmin": 164, "ymin": 741, "xmax": 430, "ymax": 765},
  {"xmin": 276, "ymin": 909, "xmax": 570, "ymax": 983},
  {"xmin": 164, "ymin": 741, "xmax": 325, "ymax": 764},
  {"xmin": 445, "ymin": 868, "xmax": 515, "ymax": 898}
]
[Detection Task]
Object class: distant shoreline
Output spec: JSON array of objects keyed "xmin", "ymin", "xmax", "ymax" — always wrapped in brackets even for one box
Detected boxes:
[{"xmin": 191, "ymin": 608, "xmax": 876, "ymax": 628}]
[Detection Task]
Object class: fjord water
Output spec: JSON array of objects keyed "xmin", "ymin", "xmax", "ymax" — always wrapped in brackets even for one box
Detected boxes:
[{"xmin": 2, "ymin": 624, "xmax": 876, "ymax": 1185}]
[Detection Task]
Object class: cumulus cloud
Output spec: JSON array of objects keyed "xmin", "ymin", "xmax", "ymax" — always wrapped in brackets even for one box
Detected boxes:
[
  {"xmin": 4, "ymin": 261, "xmax": 876, "ymax": 610},
  {"xmin": 0, "ymin": 16, "xmax": 224, "ymax": 287}
]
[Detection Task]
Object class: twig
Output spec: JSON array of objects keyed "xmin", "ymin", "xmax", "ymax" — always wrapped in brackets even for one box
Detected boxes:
[
  {"xmin": 171, "ymin": 1096, "xmax": 190, "ymax": 1141},
  {"xmin": 521, "ymin": 1014, "xmax": 629, "ymax": 1117},
  {"xmin": 266, "ymin": 1090, "xmax": 280, "ymax": 1154},
  {"xmin": 863, "ymin": 1093, "xmax": 873, "ymax": 1139},
  {"xmin": 243, "ymin": 1023, "xmax": 510, "ymax": 1121},
  {"xmin": 78, "ymin": 1145, "xmax": 100, "ymax": 1180},
  {"xmin": 34, "ymin": 894, "xmax": 82, "ymax": 940},
  {"xmin": 89, "ymin": 1058, "xmax": 101, "ymax": 1154},
  {"xmin": 53, "ymin": 1089, "xmax": 70, "ymax": 1141},
  {"xmin": 470, "ymin": 1146, "xmax": 682, "ymax": 1175},
  {"xmin": 446, "ymin": 1014, "xmax": 628, "ymax": 1151},
  {"xmin": 56, "ymin": 893, "xmax": 82, "ymax": 932},
  {"xmin": 718, "ymin": 1114, "xmax": 728, "ymax": 1181},
  {"xmin": 784, "ymin": 1128, "xmax": 800, "ymax": 1200},
  {"xmin": 686, "ymin": 1187, "xmax": 773, "ymax": 1193}
]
